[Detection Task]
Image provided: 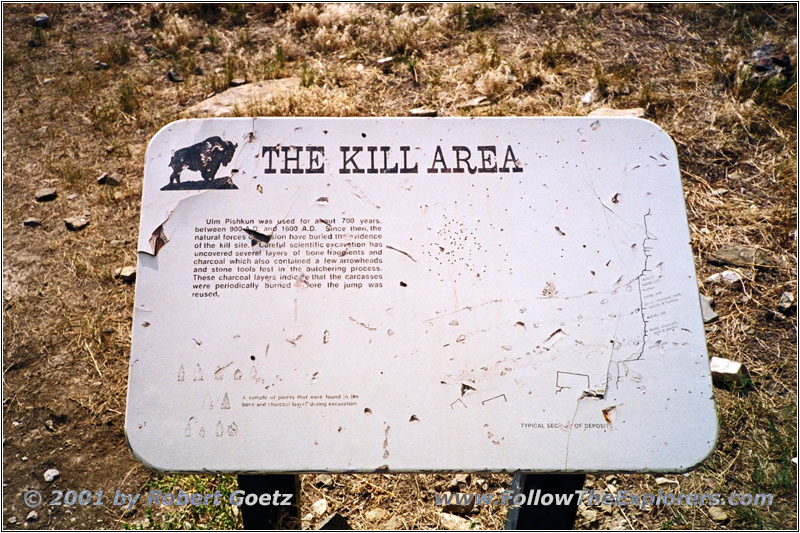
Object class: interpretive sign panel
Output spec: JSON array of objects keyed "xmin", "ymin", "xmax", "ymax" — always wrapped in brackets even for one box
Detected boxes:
[{"xmin": 126, "ymin": 117, "xmax": 716, "ymax": 473}]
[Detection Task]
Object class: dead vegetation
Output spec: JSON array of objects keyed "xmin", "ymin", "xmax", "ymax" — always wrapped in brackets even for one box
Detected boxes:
[{"xmin": 2, "ymin": 3, "xmax": 796, "ymax": 530}]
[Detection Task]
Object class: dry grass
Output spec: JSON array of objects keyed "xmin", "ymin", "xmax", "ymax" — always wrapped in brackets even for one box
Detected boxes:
[{"xmin": 2, "ymin": 3, "xmax": 796, "ymax": 530}]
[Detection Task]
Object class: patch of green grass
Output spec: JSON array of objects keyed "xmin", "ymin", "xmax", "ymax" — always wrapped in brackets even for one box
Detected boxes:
[
  {"xmin": 734, "ymin": 505, "xmax": 764, "ymax": 529},
  {"xmin": 257, "ymin": 44, "xmax": 287, "ymax": 80},
  {"xmin": 226, "ymin": 4, "xmax": 248, "ymax": 26},
  {"xmin": 28, "ymin": 27, "xmax": 45, "ymax": 48},
  {"xmin": 206, "ymin": 29, "xmax": 220, "ymax": 52},
  {"xmin": 129, "ymin": 474, "xmax": 240, "ymax": 530},
  {"xmin": 119, "ymin": 81, "xmax": 138, "ymax": 115},
  {"xmin": 401, "ymin": 55, "xmax": 419, "ymax": 85},
  {"xmin": 100, "ymin": 38, "xmax": 131, "ymax": 67},
  {"xmin": 452, "ymin": 4, "xmax": 503, "ymax": 31},
  {"xmin": 541, "ymin": 40, "xmax": 579, "ymax": 69},
  {"xmin": 300, "ymin": 62, "xmax": 317, "ymax": 88},
  {"xmin": 236, "ymin": 27, "xmax": 255, "ymax": 50}
]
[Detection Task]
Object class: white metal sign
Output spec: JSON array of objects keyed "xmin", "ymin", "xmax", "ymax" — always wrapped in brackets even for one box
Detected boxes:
[{"xmin": 126, "ymin": 117, "xmax": 716, "ymax": 473}]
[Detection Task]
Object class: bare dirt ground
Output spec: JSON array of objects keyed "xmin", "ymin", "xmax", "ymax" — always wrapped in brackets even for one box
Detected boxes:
[{"xmin": 2, "ymin": 3, "xmax": 796, "ymax": 530}]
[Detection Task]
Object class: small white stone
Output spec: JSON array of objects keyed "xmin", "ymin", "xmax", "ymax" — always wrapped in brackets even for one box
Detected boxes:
[
  {"xmin": 26, "ymin": 510, "xmax": 38, "ymax": 522},
  {"xmin": 710, "ymin": 356, "xmax": 748, "ymax": 386},
  {"xmin": 581, "ymin": 90, "xmax": 596, "ymax": 105},
  {"xmin": 365, "ymin": 508, "xmax": 388, "ymax": 522},
  {"xmin": 438, "ymin": 512, "xmax": 471, "ymax": 530},
  {"xmin": 708, "ymin": 506, "xmax": 729, "ymax": 522},
  {"xmin": 119, "ymin": 266, "xmax": 136, "ymax": 283},
  {"xmin": 588, "ymin": 106, "xmax": 645, "ymax": 117},
  {"xmin": 705, "ymin": 270, "xmax": 743, "ymax": 285},
  {"xmin": 655, "ymin": 476, "xmax": 678, "ymax": 485},
  {"xmin": 43, "ymin": 468, "xmax": 60, "ymax": 482},
  {"xmin": 778, "ymin": 291, "xmax": 795, "ymax": 312},
  {"xmin": 311, "ymin": 498, "xmax": 327, "ymax": 516}
]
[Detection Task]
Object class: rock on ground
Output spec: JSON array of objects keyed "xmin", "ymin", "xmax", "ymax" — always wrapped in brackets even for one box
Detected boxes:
[
  {"xmin": 655, "ymin": 476, "xmax": 678, "ymax": 485},
  {"xmin": 36, "ymin": 188, "xmax": 57, "ymax": 202},
  {"xmin": 449, "ymin": 473, "xmax": 471, "ymax": 489},
  {"xmin": 118, "ymin": 266, "xmax": 136, "ymax": 283},
  {"xmin": 381, "ymin": 516, "xmax": 403, "ymax": 530},
  {"xmin": 708, "ymin": 506, "xmax": 729, "ymax": 522},
  {"xmin": 699, "ymin": 294, "xmax": 719, "ymax": 323},
  {"xmin": 97, "ymin": 173, "xmax": 121, "ymax": 186},
  {"xmin": 167, "ymin": 68, "xmax": 184, "ymax": 83},
  {"xmin": 314, "ymin": 473, "xmax": 334, "ymax": 488},
  {"xmin": 455, "ymin": 96, "xmax": 490, "ymax": 110},
  {"xmin": 778, "ymin": 291, "xmax": 795, "ymax": 312},
  {"xmin": 409, "ymin": 107, "xmax": 437, "ymax": 117},
  {"xmin": 44, "ymin": 468, "xmax": 60, "ymax": 482},
  {"xmin": 364, "ymin": 508, "xmax": 388, "ymax": 522},
  {"xmin": 588, "ymin": 107, "xmax": 645, "ymax": 117},
  {"xmin": 705, "ymin": 270, "xmax": 743, "ymax": 285},
  {"xmin": 311, "ymin": 498, "xmax": 328, "ymax": 516},
  {"xmin": 32, "ymin": 13, "xmax": 49, "ymax": 27},
  {"xmin": 708, "ymin": 244, "xmax": 779, "ymax": 268},
  {"xmin": 23, "ymin": 218, "xmax": 42, "ymax": 227},
  {"xmin": 579, "ymin": 507, "xmax": 599, "ymax": 524},
  {"xmin": 183, "ymin": 78, "xmax": 301, "ymax": 117},
  {"xmin": 710, "ymin": 356, "xmax": 749, "ymax": 386},
  {"xmin": 64, "ymin": 216, "xmax": 89, "ymax": 231},
  {"xmin": 438, "ymin": 512, "xmax": 471, "ymax": 530}
]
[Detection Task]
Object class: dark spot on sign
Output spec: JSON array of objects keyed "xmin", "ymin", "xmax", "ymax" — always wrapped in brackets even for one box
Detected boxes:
[
  {"xmin": 544, "ymin": 328, "xmax": 564, "ymax": 343},
  {"xmin": 243, "ymin": 227, "xmax": 272, "ymax": 245},
  {"xmin": 250, "ymin": 355, "xmax": 255, "ymax": 361},
  {"xmin": 364, "ymin": 407, "xmax": 372, "ymax": 414},
  {"xmin": 461, "ymin": 383, "xmax": 476, "ymax": 396},
  {"xmin": 409, "ymin": 414, "xmax": 420, "ymax": 422},
  {"xmin": 555, "ymin": 226, "xmax": 566, "ymax": 236},
  {"xmin": 612, "ymin": 193, "xmax": 621, "ymax": 204},
  {"xmin": 361, "ymin": 132, "xmax": 366, "ymax": 138},
  {"xmin": 399, "ymin": 281, "xmax": 407, "ymax": 287},
  {"xmin": 142, "ymin": 322, "xmax": 150, "ymax": 328}
]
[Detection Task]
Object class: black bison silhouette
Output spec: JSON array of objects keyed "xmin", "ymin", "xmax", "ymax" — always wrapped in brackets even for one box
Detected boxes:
[{"xmin": 168, "ymin": 136, "xmax": 237, "ymax": 184}]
